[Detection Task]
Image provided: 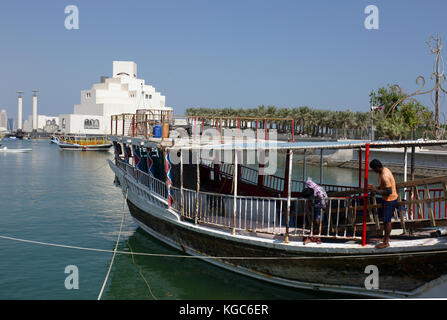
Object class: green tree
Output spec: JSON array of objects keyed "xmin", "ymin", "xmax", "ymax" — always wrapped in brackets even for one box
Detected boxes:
[{"xmin": 370, "ymin": 85, "xmax": 434, "ymax": 140}]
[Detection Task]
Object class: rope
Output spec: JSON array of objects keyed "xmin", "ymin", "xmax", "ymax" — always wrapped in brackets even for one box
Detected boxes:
[
  {"xmin": 96, "ymin": 187, "xmax": 127, "ymax": 300},
  {"xmin": 127, "ymin": 240, "xmax": 158, "ymax": 300},
  {"xmin": 1, "ymin": 233, "xmax": 447, "ymax": 260}
]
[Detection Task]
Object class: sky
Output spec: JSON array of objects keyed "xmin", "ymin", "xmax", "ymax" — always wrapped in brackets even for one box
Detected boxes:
[{"xmin": 1, "ymin": 0, "xmax": 447, "ymax": 121}]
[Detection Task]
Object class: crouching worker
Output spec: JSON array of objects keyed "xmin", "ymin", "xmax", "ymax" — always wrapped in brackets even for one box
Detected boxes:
[
  {"xmin": 368, "ymin": 159, "xmax": 398, "ymax": 249},
  {"xmin": 302, "ymin": 177, "xmax": 328, "ymax": 245}
]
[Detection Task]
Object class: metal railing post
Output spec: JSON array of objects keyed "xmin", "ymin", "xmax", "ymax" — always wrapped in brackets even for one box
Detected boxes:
[
  {"xmin": 358, "ymin": 148, "xmax": 362, "ymax": 188},
  {"xmin": 285, "ymin": 150, "xmax": 293, "ymax": 243},
  {"xmin": 122, "ymin": 115, "xmax": 125, "ymax": 136},
  {"xmin": 195, "ymin": 151, "xmax": 200, "ymax": 224},
  {"xmin": 362, "ymin": 143, "xmax": 370, "ymax": 246},
  {"xmin": 180, "ymin": 149, "xmax": 184, "ymax": 217},
  {"xmin": 233, "ymin": 150, "xmax": 238, "ymax": 235},
  {"xmin": 291, "ymin": 119, "xmax": 295, "ymax": 142}
]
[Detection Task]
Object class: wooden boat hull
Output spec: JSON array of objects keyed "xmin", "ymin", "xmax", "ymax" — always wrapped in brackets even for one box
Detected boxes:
[
  {"xmin": 110, "ymin": 160, "xmax": 447, "ymax": 298},
  {"xmin": 58, "ymin": 143, "xmax": 112, "ymax": 151}
]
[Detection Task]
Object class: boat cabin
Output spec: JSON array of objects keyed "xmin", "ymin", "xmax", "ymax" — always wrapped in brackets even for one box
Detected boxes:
[{"xmin": 110, "ymin": 113, "xmax": 447, "ymax": 245}]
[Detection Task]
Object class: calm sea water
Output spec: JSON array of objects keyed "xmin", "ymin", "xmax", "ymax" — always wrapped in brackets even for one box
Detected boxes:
[{"xmin": 0, "ymin": 139, "xmax": 371, "ymax": 300}]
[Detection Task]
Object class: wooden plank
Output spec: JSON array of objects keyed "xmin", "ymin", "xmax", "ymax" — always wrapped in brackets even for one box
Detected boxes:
[
  {"xmin": 398, "ymin": 193, "xmax": 406, "ymax": 233},
  {"xmin": 372, "ymin": 197, "xmax": 381, "ymax": 230},
  {"xmin": 368, "ymin": 197, "xmax": 375, "ymax": 223},
  {"xmin": 397, "ymin": 176, "xmax": 447, "ymax": 188},
  {"xmin": 327, "ymin": 195, "xmax": 444, "ymax": 216},
  {"xmin": 328, "ymin": 175, "xmax": 447, "ymax": 197},
  {"xmin": 424, "ymin": 184, "xmax": 436, "ymax": 227},
  {"xmin": 413, "ymin": 187, "xmax": 424, "ymax": 220}
]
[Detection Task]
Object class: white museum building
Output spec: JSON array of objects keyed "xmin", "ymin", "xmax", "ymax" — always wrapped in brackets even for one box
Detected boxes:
[{"xmin": 59, "ymin": 61, "xmax": 171, "ymax": 135}]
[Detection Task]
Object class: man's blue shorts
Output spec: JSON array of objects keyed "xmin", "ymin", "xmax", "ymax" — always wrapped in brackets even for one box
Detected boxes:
[
  {"xmin": 313, "ymin": 207, "xmax": 324, "ymax": 222},
  {"xmin": 379, "ymin": 199, "xmax": 398, "ymax": 223}
]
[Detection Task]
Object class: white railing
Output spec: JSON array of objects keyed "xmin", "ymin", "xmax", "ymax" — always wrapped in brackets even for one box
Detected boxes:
[
  {"xmin": 175, "ymin": 188, "xmax": 361, "ymax": 239},
  {"xmin": 117, "ymin": 159, "xmax": 167, "ymax": 199},
  {"xmin": 116, "ymin": 159, "xmax": 360, "ymax": 239}
]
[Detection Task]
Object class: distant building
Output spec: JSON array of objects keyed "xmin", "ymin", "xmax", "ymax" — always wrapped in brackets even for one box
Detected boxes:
[
  {"xmin": 23, "ymin": 115, "xmax": 32, "ymax": 132},
  {"xmin": 22, "ymin": 115, "xmax": 59, "ymax": 133},
  {"xmin": 59, "ymin": 61, "xmax": 171, "ymax": 135},
  {"xmin": 0, "ymin": 109, "xmax": 7, "ymax": 131},
  {"xmin": 7, "ymin": 118, "xmax": 14, "ymax": 131},
  {"xmin": 39, "ymin": 115, "xmax": 59, "ymax": 133}
]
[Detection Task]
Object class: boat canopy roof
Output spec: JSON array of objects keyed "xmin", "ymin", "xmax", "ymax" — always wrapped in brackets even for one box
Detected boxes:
[
  {"xmin": 112, "ymin": 135, "xmax": 447, "ymax": 151},
  {"xmin": 169, "ymin": 139, "xmax": 447, "ymax": 151}
]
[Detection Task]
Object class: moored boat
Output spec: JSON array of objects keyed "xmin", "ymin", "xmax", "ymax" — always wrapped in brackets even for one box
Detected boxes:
[
  {"xmin": 108, "ymin": 112, "xmax": 447, "ymax": 298},
  {"xmin": 57, "ymin": 135, "xmax": 112, "ymax": 151},
  {"xmin": 0, "ymin": 146, "xmax": 32, "ymax": 153}
]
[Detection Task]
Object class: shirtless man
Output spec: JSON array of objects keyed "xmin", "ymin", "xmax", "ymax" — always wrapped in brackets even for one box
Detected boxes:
[{"xmin": 368, "ymin": 159, "xmax": 398, "ymax": 249}]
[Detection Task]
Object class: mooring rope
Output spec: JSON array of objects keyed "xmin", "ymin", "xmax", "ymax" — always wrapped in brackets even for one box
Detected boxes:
[
  {"xmin": 127, "ymin": 239, "xmax": 158, "ymax": 300},
  {"xmin": 96, "ymin": 187, "xmax": 128, "ymax": 300},
  {"xmin": 2, "ymin": 233, "xmax": 447, "ymax": 260}
]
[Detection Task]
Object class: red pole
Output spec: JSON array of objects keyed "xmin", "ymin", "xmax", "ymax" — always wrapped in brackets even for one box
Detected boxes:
[
  {"xmin": 362, "ymin": 143, "xmax": 370, "ymax": 246},
  {"xmin": 256, "ymin": 119, "xmax": 259, "ymax": 140},
  {"xmin": 265, "ymin": 119, "xmax": 268, "ymax": 141},
  {"xmin": 115, "ymin": 116, "xmax": 117, "ymax": 135},
  {"xmin": 132, "ymin": 115, "xmax": 135, "ymax": 137},
  {"xmin": 122, "ymin": 116, "xmax": 125, "ymax": 136},
  {"xmin": 202, "ymin": 118, "xmax": 204, "ymax": 135},
  {"xmin": 110, "ymin": 117, "xmax": 113, "ymax": 135}
]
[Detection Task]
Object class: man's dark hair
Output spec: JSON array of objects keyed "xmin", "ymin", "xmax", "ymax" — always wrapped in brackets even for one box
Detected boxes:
[
  {"xmin": 302, "ymin": 187, "xmax": 314, "ymax": 198},
  {"xmin": 369, "ymin": 159, "xmax": 383, "ymax": 170}
]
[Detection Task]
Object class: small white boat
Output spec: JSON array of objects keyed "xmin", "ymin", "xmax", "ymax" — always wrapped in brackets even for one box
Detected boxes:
[
  {"xmin": 50, "ymin": 137, "xmax": 60, "ymax": 145},
  {"xmin": 0, "ymin": 146, "xmax": 32, "ymax": 153}
]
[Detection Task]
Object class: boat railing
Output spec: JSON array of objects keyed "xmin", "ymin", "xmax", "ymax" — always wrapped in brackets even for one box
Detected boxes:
[
  {"xmin": 116, "ymin": 159, "xmax": 167, "ymax": 199},
  {"xmin": 200, "ymin": 158, "xmax": 356, "ymax": 194},
  {"xmin": 170, "ymin": 188, "xmax": 362, "ymax": 239},
  {"xmin": 111, "ymin": 112, "xmax": 175, "ymax": 138},
  {"xmin": 117, "ymin": 158, "xmax": 360, "ymax": 239},
  {"xmin": 404, "ymin": 188, "xmax": 447, "ymax": 221},
  {"xmin": 329, "ymin": 176, "xmax": 447, "ymax": 232},
  {"xmin": 135, "ymin": 169, "xmax": 167, "ymax": 199},
  {"xmin": 60, "ymin": 136, "xmax": 107, "ymax": 145},
  {"xmin": 116, "ymin": 157, "xmax": 447, "ymax": 240}
]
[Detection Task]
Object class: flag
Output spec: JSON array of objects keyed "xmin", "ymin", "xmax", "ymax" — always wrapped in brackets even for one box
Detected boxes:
[
  {"xmin": 132, "ymin": 145, "xmax": 144, "ymax": 171},
  {"xmin": 123, "ymin": 143, "xmax": 129, "ymax": 163},
  {"xmin": 113, "ymin": 141, "xmax": 121, "ymax": 159},
  {"xmin": 165, "ymin": 150, "xmax": 173, "ymax": 207},
  {"xmin": 146, "ymin": 147, "xmax": 154, "ymax": 177}
]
